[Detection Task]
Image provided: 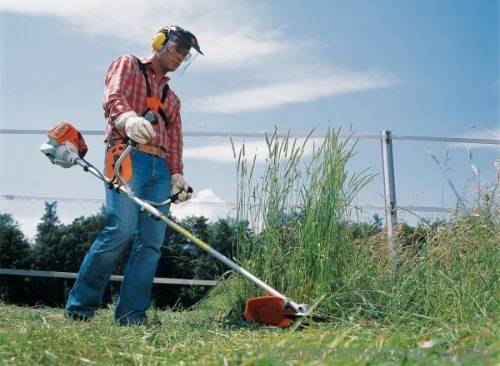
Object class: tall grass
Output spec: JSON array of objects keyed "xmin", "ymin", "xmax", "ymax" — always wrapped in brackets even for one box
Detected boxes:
[
  {"xmin": 201, "ymin": 128, "xmax": 499, "ymax": 325},
  {"xmin": 202, "ymin": 128, "xmax": 375, "ymax": 319}
]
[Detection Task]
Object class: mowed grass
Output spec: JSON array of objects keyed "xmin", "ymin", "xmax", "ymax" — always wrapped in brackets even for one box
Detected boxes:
[{"xmin": 0, "ymin": 303, "xmax": 498, "ymax": 365}]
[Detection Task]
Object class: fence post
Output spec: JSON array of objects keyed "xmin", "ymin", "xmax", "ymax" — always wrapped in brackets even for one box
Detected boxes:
[{"xmin": 381, "ymin": 130, "xmax": 399, "ymax": 270}]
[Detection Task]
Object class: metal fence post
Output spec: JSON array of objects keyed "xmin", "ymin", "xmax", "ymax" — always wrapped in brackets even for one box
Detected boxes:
[{"xmin": 381, "ymin": 130, "xmax": 399, "ymax": 270}]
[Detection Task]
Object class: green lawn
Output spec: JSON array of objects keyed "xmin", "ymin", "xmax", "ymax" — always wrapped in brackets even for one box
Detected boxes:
[{"xmin": 0, "ymin": 304, "xmax": 497, "ymax": 365}]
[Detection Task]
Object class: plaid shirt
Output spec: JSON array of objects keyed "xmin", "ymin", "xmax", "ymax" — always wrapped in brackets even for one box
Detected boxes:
[{"xmin": 103, "ymin": 54, "xmax": 183, "ymax": 175}]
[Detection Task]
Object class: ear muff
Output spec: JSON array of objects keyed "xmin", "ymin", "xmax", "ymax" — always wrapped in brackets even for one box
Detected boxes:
[{"xmin": 152, "ymin": 30, "xmax": 169, "ymax": 51}]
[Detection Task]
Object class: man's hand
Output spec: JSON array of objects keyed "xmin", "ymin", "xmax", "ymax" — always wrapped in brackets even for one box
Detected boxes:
[
  {"xmin": 115, "ymin": 111, "xmax": 156, "ymax": 144},
  {"xmin": 171, "ymin": 174, "xmax": 192, "ymax": 203}
]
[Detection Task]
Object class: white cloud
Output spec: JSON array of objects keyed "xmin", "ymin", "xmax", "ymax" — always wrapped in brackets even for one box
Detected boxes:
[
  {"xmin": 1, "ymin": 0, "xmax": 400, "ymax": 112},
  {"xmin": 170, "ymin": 189, "xmax": 234, "ymax": 220},
  {"xmin": 0, "ymin": 0, "xmax": 285, "ymax": 67},
  {"xmin": 193, "ymin": 70, "xmax": 399, "ymax": 114},
  {"xmin": 184, "ymin": 140, "xmax": 265, "ymax": 163},
  {"xmin": 184, "ymin": 137, "xmax": 325, "ymax": 163}
]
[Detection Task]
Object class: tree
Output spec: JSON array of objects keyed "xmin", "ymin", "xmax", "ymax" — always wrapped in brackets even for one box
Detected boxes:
[
  {"xmin": 196, "ymin": 218, "xmax": 237, "ymax": 278},
  {"xmin": 27, "ymin": 202, "xmax": 108, "ymax": 307},
  {"xmin": 0, "ymin": 213, "xmax": 31, "ymax": 303},
  {"xmin": 152, "ymin": 216, "xmax": 244, "ymax": 308},
  {"xmin": 30, "ymin": 202, "xmax": 63, "ymax": 270},
  {"xmin": 0, "ymin": 213, "xmax": 30, "ymax": 267},
  {"xmin": 2, "ymin": 206, "xmax": 253, "ymax": 309}
]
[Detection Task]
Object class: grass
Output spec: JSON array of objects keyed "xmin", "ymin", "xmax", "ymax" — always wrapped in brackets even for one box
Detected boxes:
[
  {"xmin": 0, "ymin": 304, "xmax": 498, "ymax": 365},
  {"xmin": 208, "ymin": 129, "xmax": 377, "ymax": 318},
  {"xmin": 1, "ymin": 128, "xmax": 498, "ymax": 365},
  {"xmin": 204, "ymin": 129, "xmax": 499, "ymax": 326}
]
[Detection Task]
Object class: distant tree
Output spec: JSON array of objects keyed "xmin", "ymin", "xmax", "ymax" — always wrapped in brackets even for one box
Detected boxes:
[
  {"xmin": 153, "ymin": 216, "xmax": 245, "ymax": 308},
  {"xmin": 26, "ymin": 202, "xmax": 108, "ymax": 307},
  {"xmin": 2, "ymin": 205, "xmax": 253, "ymax": 310},
  {"xmin": 154, "ymin": 215, "xmax": 206, "ymax": 308},
  {"xmin": 0, "ymin": 213, "xmax": 30, "ymax": 268},
  {"xmin": 35, "ymin": 202, "xmax": 59, "ymax": 239},
  {"xmin": 30, "ymin": 202, "xmax": 63, "ymax": 270},
  {"xmin": 197, "ymin": 218, "xmax": 237, "ymax": 278},
  {"xmin": 0, "ymin": 213, "xmax": 31, "ymax": 303}
]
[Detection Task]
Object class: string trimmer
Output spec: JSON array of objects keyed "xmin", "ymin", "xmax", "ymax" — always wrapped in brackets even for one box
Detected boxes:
[{"xmin": 40, "ymin": 121, "xmax": 309, "ymax": 327}]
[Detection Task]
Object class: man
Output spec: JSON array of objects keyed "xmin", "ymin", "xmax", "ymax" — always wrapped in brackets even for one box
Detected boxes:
[{"xmin": 65, "ymin": 25, "xmax": 203, "ymax": 325}]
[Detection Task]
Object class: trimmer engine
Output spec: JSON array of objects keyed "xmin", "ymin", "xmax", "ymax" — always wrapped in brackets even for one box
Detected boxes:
[{"xmin": 40, "ymin": 122, "xmax": 88, "ymax": 168}]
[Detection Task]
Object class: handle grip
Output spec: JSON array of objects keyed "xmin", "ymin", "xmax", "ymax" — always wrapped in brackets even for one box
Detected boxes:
[
  {"xmin": 126, "ymin": 111, "xmax": 157, "ymax": 146},
  {"xmin": 170, "ymin": 186, "xmax": 194, "ymax": 203},
  {"xmin": 144, "ymin": 110, "xmax": 158, "ymax": 125}
]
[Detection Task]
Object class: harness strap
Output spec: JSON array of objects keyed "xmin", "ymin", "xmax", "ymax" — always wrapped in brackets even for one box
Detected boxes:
[
  {"xmin": 135, "ymin": 57, "xmax": 170, "ymax": 103},
  {"xmin": 160, "ymin": 81, "xmax": 169, "ymax": 104},
  {"xmin": 134, "ymin": 57, "xmax": 170, "ymax": 127},
  {"xmin": 135, "ymin": 58, "xmax": 152, "ymax": 98}
]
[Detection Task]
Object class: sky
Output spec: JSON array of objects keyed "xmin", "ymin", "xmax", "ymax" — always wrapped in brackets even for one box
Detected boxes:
[{"xmin": 0, "ymin": 0, "xmax": 498, "ymax": 239}]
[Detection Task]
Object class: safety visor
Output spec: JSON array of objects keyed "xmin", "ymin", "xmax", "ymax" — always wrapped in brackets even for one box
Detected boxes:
[{"xmin": 161, "ymin": 32, "xmax": 203, "ymax": 74}]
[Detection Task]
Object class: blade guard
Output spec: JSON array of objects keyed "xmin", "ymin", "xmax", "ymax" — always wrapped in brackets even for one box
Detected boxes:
[{"xmin": 243, "ymin": 296, "xmax": 297, "ymax": 328}]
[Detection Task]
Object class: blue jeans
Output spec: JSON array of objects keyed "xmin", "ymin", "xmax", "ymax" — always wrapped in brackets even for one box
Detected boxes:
[{"xmin": 66, "ymin": 150, "xmax": 171, "ymax": 325}]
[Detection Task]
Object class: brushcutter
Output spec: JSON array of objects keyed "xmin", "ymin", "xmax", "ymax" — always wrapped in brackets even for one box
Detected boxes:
[{"xmin": 40, "ymin": 121, "xmax": 309, "ymax": 327}]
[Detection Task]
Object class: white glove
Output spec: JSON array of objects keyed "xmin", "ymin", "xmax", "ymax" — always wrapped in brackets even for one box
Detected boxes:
[
  {"xmin": 115, "ymin": 111, "xmax": 156, "ymax": 144},
  {"xmin": 171, "ymin": 174, "xmax": 192, "ymax": 203}
]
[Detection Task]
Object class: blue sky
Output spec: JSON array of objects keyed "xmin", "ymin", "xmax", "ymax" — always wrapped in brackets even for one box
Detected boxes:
[{"xmin": 0, "ymin": 0, "xmax": 498, "ymax": 238}]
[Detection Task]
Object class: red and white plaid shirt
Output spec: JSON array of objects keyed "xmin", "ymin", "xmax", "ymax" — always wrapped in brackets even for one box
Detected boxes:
[{"xmin": 103, "ymin": 54, "xmax": 183, "ymax": 175}]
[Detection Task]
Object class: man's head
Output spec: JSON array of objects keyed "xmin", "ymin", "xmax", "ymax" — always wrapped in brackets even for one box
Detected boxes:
[{"xmin": 152, "ymin": 26, "xmax": 203, "ymax": 74}]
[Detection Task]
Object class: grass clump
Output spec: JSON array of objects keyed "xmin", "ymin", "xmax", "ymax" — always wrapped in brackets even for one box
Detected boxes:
[
  {"xmin": 383, "ymin": 213, "xmax": 499, "ymax": 322},
  {"xmin": 201, "ymin": 128, "xmax": 499, "ymax": 327},
  {"xmin": 201, "ymin": 128, "xmax": 376, "ymax": 319}
]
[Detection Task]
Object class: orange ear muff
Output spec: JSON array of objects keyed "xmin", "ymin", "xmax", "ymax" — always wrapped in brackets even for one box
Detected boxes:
[{"xmin": 152, "ymin": 30, "xmax": 169, "ymax": 51}]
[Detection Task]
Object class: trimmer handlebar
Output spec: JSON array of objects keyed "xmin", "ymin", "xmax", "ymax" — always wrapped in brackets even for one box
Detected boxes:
[{"xmin": 113, "ymin": 140, "xmax": 193, "ymax": 207}]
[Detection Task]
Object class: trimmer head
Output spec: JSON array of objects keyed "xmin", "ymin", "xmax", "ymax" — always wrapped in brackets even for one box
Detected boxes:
[{"xmin": 243, "ymin": 296, "xmax": 308, "ymax": 328}]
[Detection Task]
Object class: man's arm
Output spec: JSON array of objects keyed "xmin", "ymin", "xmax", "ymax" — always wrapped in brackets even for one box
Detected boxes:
[
  {"xmin": 103, "ymin": 55, "xmax": 136, "ymax": 123},
  {"xmin": 103, "ymin": 55, "xmax": 156, "ymax": 144},
  {"xmin": 166, "ymin": 100, "xmax": 183, "ymax": 175}
]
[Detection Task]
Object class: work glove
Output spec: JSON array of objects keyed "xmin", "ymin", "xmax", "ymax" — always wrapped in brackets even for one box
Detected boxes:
[
  {"xmin": 115, "ymin": 111, "xmax": 156, "ymax": 144},
  {"xmin": 171, "ymin": 174, "xmax": 192, "ymax": 203}
]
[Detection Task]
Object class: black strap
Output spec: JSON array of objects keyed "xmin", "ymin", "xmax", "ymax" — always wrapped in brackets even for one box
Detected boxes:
[
  {"xmin": 134, "ymin": 56, "xmax": 170, "ymax": 102},
  {"xmin": 161, "ymin": 83, "xmax": 170, "ymax": 103},
  {"xmin": 135, "ymin": 57, "xmax": 151, "ymax": 97}
]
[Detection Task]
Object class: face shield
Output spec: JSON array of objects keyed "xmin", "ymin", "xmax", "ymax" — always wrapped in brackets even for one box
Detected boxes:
[{"xmin": 158, "ymin": 31, "xmax": 203, "ymax": 74}]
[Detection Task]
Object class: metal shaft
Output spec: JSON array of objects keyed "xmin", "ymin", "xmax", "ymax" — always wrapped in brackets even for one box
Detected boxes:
[
  {"xmin": 161, "ymin": 217, "xmax": 304, "ymax": 313},
  {"xmin": 75, "ymin": 157, "xmax": 303, "ymax": 313}
]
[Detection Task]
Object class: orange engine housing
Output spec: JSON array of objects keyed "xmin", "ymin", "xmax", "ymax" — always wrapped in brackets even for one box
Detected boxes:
[{"xmin": 48, "ymin": 122, "xmax": 88, "ymax": 158}]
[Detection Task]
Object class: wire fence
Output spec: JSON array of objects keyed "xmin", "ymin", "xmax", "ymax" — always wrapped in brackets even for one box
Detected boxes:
[
  {"xmin": 0, "ymin": 268, "xmax": 216, "ymax": 286},
  {"xmin": 1, "ymin": 128, "xmax": 499, "ymax": 145},
  {"xmin": 1, "ymin": 128, "xmax": 498, "ymax": 282},
  {"xmin": 0, "ymin": 194, "xmax": 455, "ymax": 213},
  {"xmin": 2, "ymin": 128, "xmax": 497, "ymax": 216}
]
